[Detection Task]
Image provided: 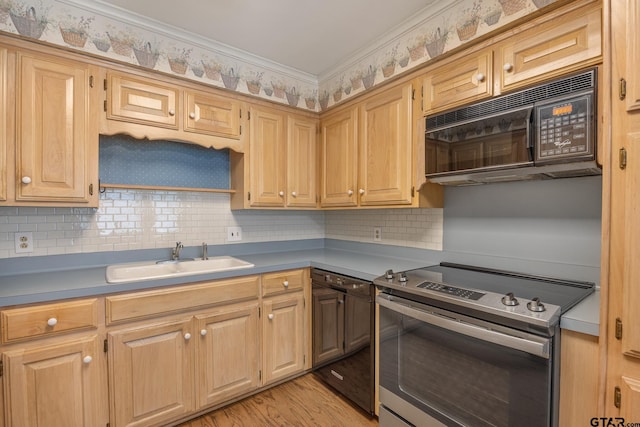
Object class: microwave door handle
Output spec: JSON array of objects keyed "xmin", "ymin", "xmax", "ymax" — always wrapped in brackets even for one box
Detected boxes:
[
  {"xmin": 527, "ymin": 107, "xmax": 535, "ymax": 162},
  {"xmin": 377, "ymin": 296, "xmax": 550, "ymax": 359}
]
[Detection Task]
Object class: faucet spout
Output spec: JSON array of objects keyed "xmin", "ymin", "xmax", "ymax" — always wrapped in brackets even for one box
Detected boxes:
[
  {"xmin": 202, "ymin": 242, "xmax": 208, "ymax": 260},
  {"xmin": 172, "ymin": 242, "xmax": 184, "ymax": 260}
]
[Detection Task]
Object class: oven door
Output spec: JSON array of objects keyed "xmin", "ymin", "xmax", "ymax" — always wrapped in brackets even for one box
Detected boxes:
[{"xmin": 377, "ymin": 294, "xmax": 555, "ymax": 427}]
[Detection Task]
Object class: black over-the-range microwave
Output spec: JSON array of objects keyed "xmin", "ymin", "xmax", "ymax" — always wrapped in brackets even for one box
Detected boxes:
[{"xmin": 424, "ymin": 68, "xmax": 600, "ymax": 185}]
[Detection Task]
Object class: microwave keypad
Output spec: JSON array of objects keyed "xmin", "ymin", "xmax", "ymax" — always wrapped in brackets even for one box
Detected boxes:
[{"xmin": 537, "ymin": 96, "xmax": 591, "ymax": 159}]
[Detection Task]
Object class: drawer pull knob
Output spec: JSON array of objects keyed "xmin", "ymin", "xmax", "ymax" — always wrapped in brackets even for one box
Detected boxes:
[
  {"xmin": 169, "ymin": 109, "xmax": 176, "ymax": 116},
  {"xmin": 268, "ymin": 313, "xmax": 274, "ymax": 320},
  {"xmin": 503, "ymin": 63, "xmax": 513, "ymax": 72},
  {"xmin": 279, "ymin": 191, "xmax": 284, "ymax": 197},
  {"xmin": 184, "ymin": 333, "xmax": 192, "ymax": 340},
  {"xmin": 189, "ymin": 112, "xmax": 196, "ymax": 119},
  {"xmin": 291, "ymin": 191, "xmax": 297, "ymax": 197},
  {"xmin": 200, "ymin": 329, "xmax": 207, "ymax": 336},
  {"xmin": 475, "ymin": 72, "xmax": 485, "ymax": 82},
  {"xmin": 283, "ymin": 280, "xmax": 289, "ymax": 288},
  {"xmin": 47, "ymin": 317, "xmax": 58, "ymax": 327},
  {"xmin": 359, "ymin": 188, "xmax": 365, "ymax": 195},
  {"xmin": 21, "ymin": 176, "xmax": 32, "ymax": 184},
  {"xmin": 83, "ymin": 355, "xmax": 92, "ymax": 364},
  {"xmin": 347, "ymin": 190, "xmax": 354, "ymax": 196}
]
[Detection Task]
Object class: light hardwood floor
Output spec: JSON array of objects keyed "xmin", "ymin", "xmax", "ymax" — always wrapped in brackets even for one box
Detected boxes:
[{"xmin": 175, "ymin": 374, "xmax": 379, "ymax": 427}]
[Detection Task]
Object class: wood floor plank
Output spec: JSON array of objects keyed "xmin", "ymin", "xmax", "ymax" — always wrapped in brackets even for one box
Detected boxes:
[{"xmin": 175, "ymin": 374, "xmax": 379, "ymax": 427}]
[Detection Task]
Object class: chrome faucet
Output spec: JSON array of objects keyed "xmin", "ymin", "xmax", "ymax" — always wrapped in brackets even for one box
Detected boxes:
[
  {"xmin": 202, "ymin": 242, "xmax": 208, "ymax": 260},
  {"xmin": 171, "ymin": 242, "xmax": 184, "ymax": 260}
]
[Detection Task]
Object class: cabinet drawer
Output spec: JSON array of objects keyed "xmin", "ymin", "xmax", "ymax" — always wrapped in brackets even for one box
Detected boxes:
[
  {"xmin": 262, "ymin": 269, "xmax": 306, "ymax": 296},
  {"xmin": 106, "ymin": 276, "xmax": 260, "ymax": 324},
  {"xmin": 1, "ymin": 299, "xmax": 99, "ymax": 343}
]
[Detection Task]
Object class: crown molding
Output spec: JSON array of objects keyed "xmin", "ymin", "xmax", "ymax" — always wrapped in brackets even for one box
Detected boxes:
[{"xmin": 58, "ymin": 0, "xmax": 318, "ymax": 85}]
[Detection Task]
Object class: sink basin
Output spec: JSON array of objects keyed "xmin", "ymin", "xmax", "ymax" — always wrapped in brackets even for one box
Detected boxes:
[{"xmin": 106, "ymin": 256, "xmax": 255, "ymax": 284}]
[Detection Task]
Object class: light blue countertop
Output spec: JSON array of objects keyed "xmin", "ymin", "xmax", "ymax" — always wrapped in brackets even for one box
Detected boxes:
[{"xmin": 0, "ymin": 239, "xmax": 599, "ymax": 335}]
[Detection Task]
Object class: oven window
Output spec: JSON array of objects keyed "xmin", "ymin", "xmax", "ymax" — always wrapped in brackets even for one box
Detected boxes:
[
  {"xmin": 425, "ymin": 107, "xmax": 532, "ymax": 176},
  {"xmin": 380, "ymin": 305, "xmax": 552, "ymax": 427}
]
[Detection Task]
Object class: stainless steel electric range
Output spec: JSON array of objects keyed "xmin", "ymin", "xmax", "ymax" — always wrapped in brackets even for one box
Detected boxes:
[{"xmin": 374, "ymin": 262, "xmax": 595, "ymax": 427}]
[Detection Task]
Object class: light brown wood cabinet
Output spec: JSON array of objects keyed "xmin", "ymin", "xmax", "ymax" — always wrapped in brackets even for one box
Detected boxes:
[
  {"xmin": 321, "ymin": 82, "xmax": 415, "ymax": 207},
  {"xmin": 605, "ymin": 0, "xmax": 640, "ymax": 419},
  {"xmin": 421, "ymin": 1, "xmax": 602, "ymax": 115},
  {"xmin": 0, "ymin": 46, "xmax": 99, "ymax": 207},
  {"xmin": 108, "ymin": 316, "xmax": 195, "ymax": 427},
  {"xmin": 3, "ymin": 335, "xmax": 106, "ymax": 427},
  {"xmin": 0, "ymin": 46, "xmax": 6, "ymax": 203},
  {"xmin": 102, "ymin": 70, "xmax": 245, "ymax": 153},
  {"xmin": 231, "ymin": 106, "xmax": 318, "ymax": 209}
]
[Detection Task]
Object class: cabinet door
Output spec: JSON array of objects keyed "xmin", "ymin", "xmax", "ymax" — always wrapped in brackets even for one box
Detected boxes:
[
  {"xmin": 195, "ymin": 302, "xmax": 260, "ymax": 408},
  {"xmin": 3, "ymin": 335, "xmax": 105, "ymax": 427},
  {"xmin": 16, "ymin": 52, "xmax": 96, "ymax": 203},
  {"xmin": 0, "ymin": 47, "xmax": 6, "ymax": 202},
  {"xmin": 496, "ymin": 2, "xmax": 601, "ymax": 93},
  {"xmin": 422, "ymin": 49, "xmax": 493, "ymax": 114},
  {"xmin": 107, "ymin": 72, "xmax": 179, "ymax": 128},
  {"xmin": 184, "ymin": 91, "xmax": 241, "ymax": 139},
  {"xmin": 287, "ymin": 115, "xmax": 317, "ymax": 207},
  {"xmin": 249, "ymin": 106, "xmax": 286, "ymax": 207},
  {"xmin": 312, "ymin": 287, "xmax": 344, "ymax": 365},
  {"xmin": 320, "ymin": 107, "xmax": 358, "ymax": 207},
  {"xmin": 359, "ymin": 83, "xmax": 413, "ymax": 206},
  {"xmin": 108, "ymin": 317, "xmax": 194, "ymax": 427},
  {"xmin": 262, "ymin": 292, "xmax": 305, "ymax": 385}
]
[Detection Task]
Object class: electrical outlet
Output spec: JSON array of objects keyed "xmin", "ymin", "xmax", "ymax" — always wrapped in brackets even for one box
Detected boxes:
[
  {"xmin": 227, "ymin": 226, "xmax": 242, "ymax": 242},
  {"xmin": 15, "ymin": 232, "xmax": 34, "ymax": 253},
  {"xmin": 373, "ymin": 227, "xmax": 382, "ymax": 242}
]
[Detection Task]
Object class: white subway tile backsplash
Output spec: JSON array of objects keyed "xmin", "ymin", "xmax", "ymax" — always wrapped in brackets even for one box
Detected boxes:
[{"xmin": 0, "ymin": 189, "xmax": 443, "ymax": 258}]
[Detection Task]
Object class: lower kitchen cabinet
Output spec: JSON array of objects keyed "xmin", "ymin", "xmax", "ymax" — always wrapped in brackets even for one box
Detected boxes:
[
  {"xmin": 108, "ymin": 317, "xmax": 195, "ymax": 427},
  {"xmin": 2, "ymin": 334, "xmax": 106, "ymax": 427},
  {"xmin": 262, "ymin": 291, "xmax": 306, "ymax": 385},
  {"xmin": 196, "ymin": 301, "xmax": 260, "ymax": 407}
]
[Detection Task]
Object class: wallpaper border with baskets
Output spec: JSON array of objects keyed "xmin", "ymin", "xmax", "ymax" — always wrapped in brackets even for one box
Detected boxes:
[{"xmin": 0, "ymin": 0, "xmax": 559, "ymax": 112}]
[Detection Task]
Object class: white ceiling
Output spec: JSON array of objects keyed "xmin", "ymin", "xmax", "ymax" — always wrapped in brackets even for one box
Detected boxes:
[{"xmin": 99, "ymin": 0, "xmax": 440, "ymax": 76}]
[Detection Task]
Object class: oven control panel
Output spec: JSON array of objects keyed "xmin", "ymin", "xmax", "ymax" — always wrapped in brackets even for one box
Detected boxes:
[{"xmin": 417, "ymin": 281, "xmax": 484, "ymax": 300}]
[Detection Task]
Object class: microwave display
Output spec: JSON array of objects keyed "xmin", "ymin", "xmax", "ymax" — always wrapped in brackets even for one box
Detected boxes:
[{"xmin": 536, "ymin": 93, "xmax": 593, "ymax": 162}]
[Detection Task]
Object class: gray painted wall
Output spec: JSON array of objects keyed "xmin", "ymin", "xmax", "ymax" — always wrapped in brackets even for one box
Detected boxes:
[{"xmin": 442, "ymin": 176, "xmax": 602, "ymax": 282}]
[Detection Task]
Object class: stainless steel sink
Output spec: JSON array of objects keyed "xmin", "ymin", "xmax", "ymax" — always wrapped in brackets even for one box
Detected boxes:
[{"xmin": 105, "ymin": 256, "xmax": 255, "ymax": 283}]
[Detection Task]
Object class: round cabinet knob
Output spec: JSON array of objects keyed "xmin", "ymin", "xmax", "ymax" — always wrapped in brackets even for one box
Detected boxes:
[
  {"xmin": 268, "ymin": 313, "xmax": 274, "ymax": 320},
  {"xmin": 503, "ymin": 63, "xmax": 513, "ymax": 72},
  {"xmin": 189, "ymin": 112, "xmax": 196, "ymax": 119},
  {"xmin": 347, "ymin": 190, "xmax": 354, "ymax": 196},
  {"xmin": 279, "ymin": 191, "xmax": 285, "ymax": 197},
  {"xmin": 291, "ymin": 191, "xmax": 297, "ymax": 198},
  {"xmin": 168, "ymin": 109, "xmax": 176, "ymax": 116},
  {"xmin": 200, "ymin": 329, "xmax": 207, "ymax": 336},
  {"xmin": 359, "ymin": 188, "xmax": 365, "ymax": 195},
  {"xmin": 47, "ymin": 317, "xmax": 58, "ymax": 327},
  {"xmin": 184, "ymin": 333, "xmax": 192, "ymax": 340},
  {"xmin": 83, "ymin": 355, "xmax": 92, "ymax": 364},
  {"xmin": 21, "ymin": 176, "xmax": 32, "ymax": 184},
  {"xmin": 283, "ymin": 280, "xmax": 289, "ymax": 288},
  {"xmin": 475, "ymin": 72, "xmax": 485, "ymax": 82}
]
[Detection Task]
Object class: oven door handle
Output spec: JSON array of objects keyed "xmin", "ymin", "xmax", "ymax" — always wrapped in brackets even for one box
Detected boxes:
[{"xmin": 377, "ymin": 296, "xmax": 550, "ymax": 359}]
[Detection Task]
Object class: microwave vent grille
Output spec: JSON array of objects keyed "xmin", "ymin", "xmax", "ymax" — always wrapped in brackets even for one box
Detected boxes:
[{"xmin": 426, "ymin": 69, "xmax": 595, "ymax": 130}]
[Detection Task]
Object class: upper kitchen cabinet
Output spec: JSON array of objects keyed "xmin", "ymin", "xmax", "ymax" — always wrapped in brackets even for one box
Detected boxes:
[
  {"xmin": 0, "ymin": 46, "xmax": 6, "ymax": 203},
  {"xmin": 421, "ymin": 0, "xmax": 602, "ymax": 115},
  {"xmin": 422, "ymin": 48, "xmax": 493, "ymax": 114},
  {"xmin": 230, "ymin": 105, "xmax": 318, "ymax": 209},
  {"xmin": 101, "ymin": 69, "xmax": 246, "ymax": 153},
  {"xmin": 320, "ymin": 107, "xmax": 359, "ymax": 207},
  {"xmin": 495, "ymin": 1, "xmax": 602, "ymax": 93},
  {"xmin": 4, "ymin": 49, "xmax": 99, "ymax": 207},
  {"xmin": 321, "ymin": 81, "xmax": 439, "ymax": 208}
]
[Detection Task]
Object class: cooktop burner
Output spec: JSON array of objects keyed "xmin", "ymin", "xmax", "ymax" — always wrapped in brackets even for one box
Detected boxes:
[{"xmin": 374, "ymin": 262, "xmax": 595, "ymax": 333}]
